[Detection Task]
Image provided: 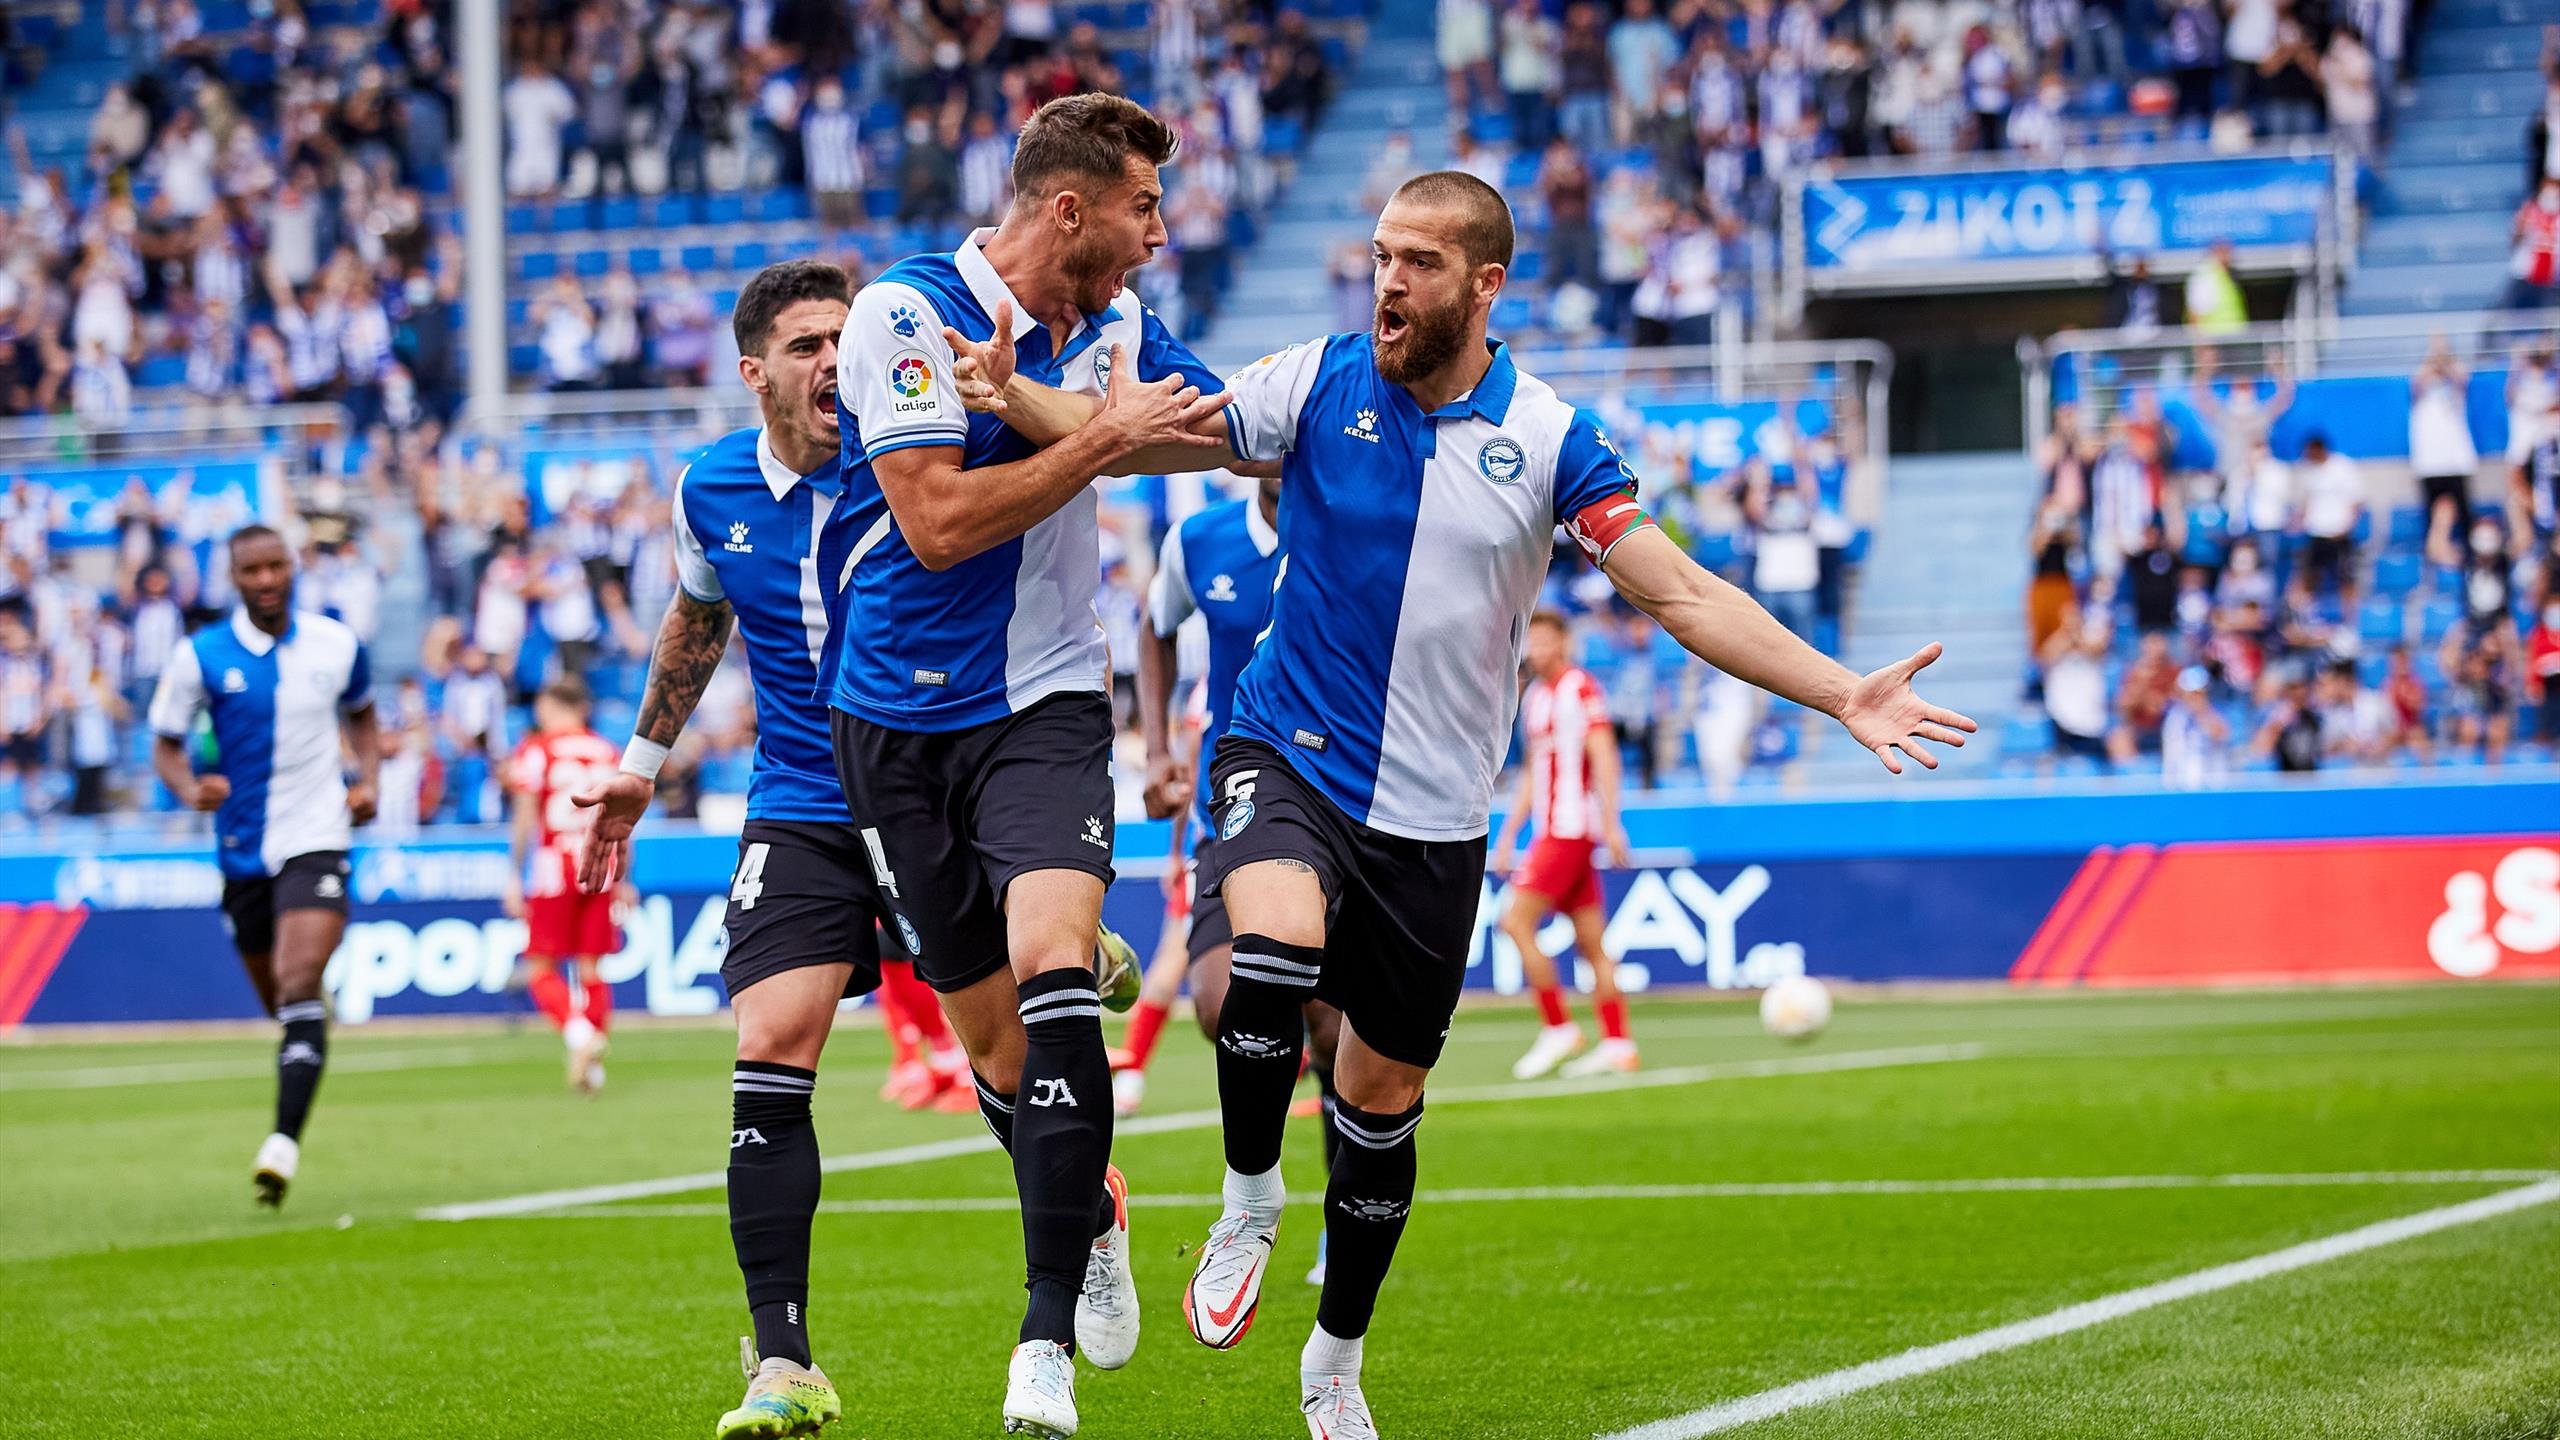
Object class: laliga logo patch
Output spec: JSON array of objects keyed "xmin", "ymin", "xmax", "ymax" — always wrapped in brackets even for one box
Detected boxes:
[
  {"xmin": 887, "ymin": 304, "xmax": 923, "ymax": 339},
  {"xmin": 1220, "ymin": 799, "xmax": 1255, "ymax": 841},
  {"xmin": 895, "ymin": 914, "xmax": 923, "ymax": 955},
  {"xmin": 1478, "ymin": 436, "xmax": 1526, "ymax": 485},
  {"xmin": 890, "ymin": 353, "xmax": 932, "ymax": 398}
]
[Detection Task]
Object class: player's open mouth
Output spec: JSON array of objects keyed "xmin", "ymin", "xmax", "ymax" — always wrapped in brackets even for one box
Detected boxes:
[
  {"xmin": 815, "ymin": 385, "xmax": 837, "ymax": 424},
  {"xmin": 1376, "ymin": 307, "xmax": 1409, "ymax": 344}
]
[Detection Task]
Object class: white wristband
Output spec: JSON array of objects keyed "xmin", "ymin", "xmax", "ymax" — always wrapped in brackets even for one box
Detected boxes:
[{"xmin": 620, "ymin": 737, "xmax": 670, "ymax": 780}]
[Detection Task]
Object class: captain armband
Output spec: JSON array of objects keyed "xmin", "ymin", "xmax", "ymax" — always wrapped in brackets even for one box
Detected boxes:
[{"xmin": 1566, "ymin": 489, "xmax": 1656, "ymax": 564}]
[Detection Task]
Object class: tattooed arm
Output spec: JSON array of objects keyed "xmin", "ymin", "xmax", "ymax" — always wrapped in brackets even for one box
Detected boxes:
[{"xmin": 570, "ymin": 587, "xmax": 734, "ymax": 891}]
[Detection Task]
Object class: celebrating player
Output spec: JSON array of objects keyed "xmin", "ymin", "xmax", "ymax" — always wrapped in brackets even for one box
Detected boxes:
[
  {"xmin": 1492, "ymin": 610, "xmax": 1639, "ymax": 1080},
  {"xmin": 504, "ymin": 675, "xmax": 624, "ymax": 1093},
  {"xmin": 146, "ymin": 525, "xmax": 378, "ymax": 1208},
  {"xmin": 821, "ymin": 92, "xmax": 1239, "ymax": 1437},
  {"xmin": 953, "ymin": 170, "xmax": 1976, "ymax": 1436}
]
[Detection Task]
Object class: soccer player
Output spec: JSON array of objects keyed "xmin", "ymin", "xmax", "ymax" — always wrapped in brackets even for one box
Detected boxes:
[
  {"xmin": 147, "ymin": 525, "xmax": 377, "ymax": 1207},
  {"xmin": 1492, "ymin": 609, "xmax": 1638, "ymax": 1080},
  {"xmin": 504, "ymin": 675, "xmax": 624, "ymax": 1093},
  {"xmin": 822, "ymin": 92, "xmax": 1238, "ymax": 1436},
  {"xmin": 954, "ymin": 171, "xmax": 1975, "ymax": 1436}
]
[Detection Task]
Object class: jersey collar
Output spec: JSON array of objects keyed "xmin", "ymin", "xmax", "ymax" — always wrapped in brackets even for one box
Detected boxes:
[
  {"xmin": 229, "ymin": 608, "xmax": 294, "ymax": 655},
  {"xmin": 1423, "ymin": 339, "xmax": 1518, "ymax": 426},
  {"xmin": 956, "ymin": 228, "xmax": 1047, "ymax": 345},
  {"xmin": 1244, "ymin": 495, "xmax": 1278, "ymax": 557},
  {"xmin": 754, "ymin": 427, "xmax": 834, "ymax": 500}
]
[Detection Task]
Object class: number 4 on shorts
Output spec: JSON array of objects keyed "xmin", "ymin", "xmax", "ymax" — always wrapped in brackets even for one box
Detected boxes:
[{"xmin": 730, "ymin": 842, "xmax": 771, "ymax": 910}]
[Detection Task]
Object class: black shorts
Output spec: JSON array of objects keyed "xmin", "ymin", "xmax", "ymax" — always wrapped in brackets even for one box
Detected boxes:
[
  {"xmin": 2304, "ymin": 534, "xmax": 2354, "ymax": 591},
  {"xmin": 2, "ymin": 734, "xmax": 40, "ymax": 770},
  {"xmin": 1197, "ymin": 736, "xmax": 1485, "ymax": 1070},
  {"xmin": 221, "ymin": 850, "xmax": 351, "ymax": 958},
  {"xmin": 2420, "ymin": 473, "xmax": 2472, "ymax": 536},
  {"xmin": 1186, "ymin": 839, "xmax": 1237, "ymax": 965},
  {"xmin": 830, "ymin": 691, "xmax": 1117, "ymax": 995},
  {"xmin": 720, "ymin": 820, "xmax": 886, "ymax": 1001}
]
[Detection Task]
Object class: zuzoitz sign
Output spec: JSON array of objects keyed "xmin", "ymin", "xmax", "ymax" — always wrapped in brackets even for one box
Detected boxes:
[{"xmin": 1795, "ymin": 150, "xmax": 2337, "ymax": 292}]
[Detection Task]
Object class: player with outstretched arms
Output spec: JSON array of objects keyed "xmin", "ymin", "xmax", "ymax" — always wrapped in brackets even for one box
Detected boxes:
[
  {"xmin": 1492, "ymin": 609, "xmax": 1640, "ymax": 1080},
  {"xmin": 945, "ymin": 170, "xmax": 1974, "ymax": 1438},
  {"xmin": 819, "ymin": 90, "xmax": 1252, "ymax": 1437},
  {"xmin": 505, "ymin": 674, "xmax": 624, "ymax": 1093},
  {"xmin": 147, "ymin": 525, "xmax": 378, "ymax": 1208}
]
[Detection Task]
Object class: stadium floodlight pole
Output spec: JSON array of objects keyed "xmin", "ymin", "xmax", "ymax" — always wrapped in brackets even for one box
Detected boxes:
[{"xmin": 458, "ymin": 0, "xmax": 508, "ymax": 416}]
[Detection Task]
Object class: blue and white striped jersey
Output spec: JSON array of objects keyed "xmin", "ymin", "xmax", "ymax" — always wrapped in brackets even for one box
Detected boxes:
[
  {"xmin": 1223, "ymin": 335, "xmax": 1643, "ymax": 841},
  {"xmin": 1147, "ymin": 496, "xmax": 1280, "ymax": 843},
  {"xmin": 826, "ymin": 228, "xmax": 1227, "ymax": 732},
  {"xmin": 147, "ymin": 610, "xmax": 372, "ymax": 878},
  {"xmin": 673, "ymin": 426, "xmax": 851, "ymax": 824}
]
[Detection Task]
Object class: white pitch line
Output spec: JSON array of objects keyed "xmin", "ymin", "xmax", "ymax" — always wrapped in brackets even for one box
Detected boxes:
[
  {"xmin": 415, "ymin": 1043, "xmax": 1982, "ymax": 1221},
  {"xmin": 493, "ymin": 1170, "xmax": 2560, "ymax": 1221},
  {"xmin": 0, "ymin": 1046, "xmax": 503, "ymax": 1092},
  {"xmin": 1600, "ymin": 1178, "xmax": 2560, "ymax": 1440}
]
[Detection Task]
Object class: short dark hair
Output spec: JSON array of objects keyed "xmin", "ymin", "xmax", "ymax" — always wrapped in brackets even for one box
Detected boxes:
[
  {"xmin": 1528, "ymin": 608, "xmax": 1568, "ymax": 633},
  {"xmin": 1010, "ymin": 93, "xmax": 1178, "ymax": 202},
  {"xmin": 227, "ymin": 524, "xmax": 285, "ymax": 556},
  {"xmin": 540, "ymin": 674, "xmax": 591, "ymax": 710},
  {"xmin": 733, "ymin": 260, "xmax": 851, "ymax": 356},
  {"xmin": 1388, "ymin": 171, "xmax": 1516, "ymax": 269}
]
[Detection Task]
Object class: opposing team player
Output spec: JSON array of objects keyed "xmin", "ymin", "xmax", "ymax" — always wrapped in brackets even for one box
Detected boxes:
[
  {"xmin": 571, "ymin": 260, "xmax": 1145, "ymax": 1439},
  {"xmin": 1492, "ymin": 610, "xmax": 1639, "ymax": 1080},
  {"xmin": 506, "ymin": 675, "xmax": 625, "ymax": 1093},
  {"xmin": 823, "ymin": 93, "xmax": 1240, "ymax": 1437},
  {"xmin": 147, "ymin": 525, "xmax": 377, "ymax": 1207}
]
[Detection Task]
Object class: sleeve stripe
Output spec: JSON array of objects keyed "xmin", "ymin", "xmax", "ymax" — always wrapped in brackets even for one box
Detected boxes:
[{"xmin": 859, "ymin": 431, "xmax": 969, "ymax": 464}]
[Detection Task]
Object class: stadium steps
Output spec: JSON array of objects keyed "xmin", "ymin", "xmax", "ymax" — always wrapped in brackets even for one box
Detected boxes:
[
  {"xmin": 1828, "ymin": 451, "xmax": 2040, "ymax": 772},
  {"xmin": 2341, "ymin": 13, "xmax": 2542, "ymax": 317},
  {"xmin": 1194, "ymin": 4, "xmax": 1446, "ymax": 368}
]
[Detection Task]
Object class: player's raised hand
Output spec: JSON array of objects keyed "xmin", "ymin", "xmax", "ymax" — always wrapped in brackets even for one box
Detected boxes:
[
  {"xmin": 944, "ymin": 300, "xmax": 1016, "ymax": 414},
  {"xmin": 1096, "ymin": 344, "xmax": 1230, "ymax": 454},
  {"xmin": 1142, "ymin": 747, "xmax": 1193, "ymax": 820},
  {"xmin": 190, "ymin": 773, "xmax": 230, "ymax": 813},
  {"xmin": 570, "ymin": 771, "xmax": 653, "ymax": 893},
  {"xmin": 1837, "ymin": 642, "xmax": 1978, "ymax": 775}
]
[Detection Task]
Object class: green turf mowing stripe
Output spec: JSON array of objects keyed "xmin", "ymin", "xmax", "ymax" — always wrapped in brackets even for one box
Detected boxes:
[{"xmin": 1600, "ymin": 1179, "xmax": 2560, "ymax": 1440}]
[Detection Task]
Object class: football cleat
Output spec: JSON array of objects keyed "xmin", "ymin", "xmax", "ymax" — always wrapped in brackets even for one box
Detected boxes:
[
  {"xmin": 715, "ymin": 1339, "xmax": 841, "ymax": 1439},
  {"xmin": 1077, "ymin": 1164, "xmax": 1140, "ymax": 1368},
  {"xmin": 1559, "ymin": 1037, "xmax": 1639, "ymax": 1078},
  {"xmin": 252, "ymin": 1132, "xmax": 298, "ymax": 1208},
  {"xmin": 1002, "ymin": 1340, "xmax": 1078, "ymax": 1438},
  {"xmin": 1510, "ymin": 1022, "xmax": 1585, "ymax": 1080},
  {"xmin": 577, "ymin": 1032, "xmax": 610, "ymax": 1095},
  {"xmin": 1094, "ymin": 927, "xmax": 1141, "ymax": 1013},
  {"xmin": 879, "ymin": 1059, "xmax": 938, "ymax": 1110},
  {"xmin": 1112, "ymin": 1067, "xmax": 1146, "ymax": 1118},
  {"xmin": 1184, "ymin": 1207, "xmax": 1279, "ymax": 1349},
  {"xmin": 1302, "ymin": 1374, "xmax": 1380, "ymax": 1440}
]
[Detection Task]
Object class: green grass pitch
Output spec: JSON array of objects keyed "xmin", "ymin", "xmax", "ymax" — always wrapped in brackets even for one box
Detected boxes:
[{"xmin": 6, "ymin": 982, "xmax": 2559, "ymax": 1438}]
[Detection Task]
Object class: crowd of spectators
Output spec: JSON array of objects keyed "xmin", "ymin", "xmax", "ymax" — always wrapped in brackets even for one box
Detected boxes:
[
  {"xmin": 2025, "ymin": 337, "xmax": 2560, "ymax": 783},
  {"xmin": 1436, "ymin": 0, "xmax": 2394, "ymax": 347}
]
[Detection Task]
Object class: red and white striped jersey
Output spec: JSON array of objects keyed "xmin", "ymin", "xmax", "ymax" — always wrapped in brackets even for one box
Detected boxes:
[{"xmin": 1524, "ymin": 666, "xmax": 1611, "ymax": 842}]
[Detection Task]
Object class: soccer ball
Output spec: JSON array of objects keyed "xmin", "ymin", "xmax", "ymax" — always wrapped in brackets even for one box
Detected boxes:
[{"xmin": 1759, "ymin": 974, "xmax": 1832, "ymax": 1041}]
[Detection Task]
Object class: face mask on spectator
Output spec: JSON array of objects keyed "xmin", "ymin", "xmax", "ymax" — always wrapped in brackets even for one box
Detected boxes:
[{"xmin": 2470, "ymin": 526, "xmax": 2500, "ymax": 556}]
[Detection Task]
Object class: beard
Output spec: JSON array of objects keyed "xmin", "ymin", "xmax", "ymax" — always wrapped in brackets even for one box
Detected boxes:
[
  {"xmin": 1372, "ymin": 292, "xmax": 1470, "ymax": 384},
  {"xmin": 1058, "ymin": 232, "xmax": 1129, "ymax": 314}
]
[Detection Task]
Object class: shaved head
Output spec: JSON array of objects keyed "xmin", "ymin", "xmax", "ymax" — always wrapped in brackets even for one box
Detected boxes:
[{"xmin": 1386, "ymin": 171, "xmax": 1515, "ymax": 270}]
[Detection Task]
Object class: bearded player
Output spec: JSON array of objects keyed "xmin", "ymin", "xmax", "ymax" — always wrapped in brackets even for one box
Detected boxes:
[
  {"xmin": 939, "ymin": 170, "xmax": 1974, "ymax": 1437},
  {"xmin": 1492, "ymin": 609, "xmax": 1638, "ymax": 1080},
  {"xmin": 505, "ymin": 675, "xmax": 626, "ymax": 1093}
]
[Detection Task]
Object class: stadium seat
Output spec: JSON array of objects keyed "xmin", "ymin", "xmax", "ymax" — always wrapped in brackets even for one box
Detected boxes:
[
  {"xmin": 2385, "ymin": 506, "xmax": 2427, "ymax": 547},
  {"xmin": 2419, "ymin": 598, "xmax": 2462, "ymax": 642},
  {"xmin": 680, "ymin": 244, "xmax": 719, "ymax": 272},
  {"xmin": 573, "ymin": 249, "xmax": 610, "ymax": 278},
  {"xmin": 704, "ymin": 192, "xmax": 746, "ymax": 225},
  {"xmin": 2357, "ymin": 652, "xmax": 2390, "ymax": 688},
  {"xmin": 648, "ymin": 193, "xmax": 696, "ymax": 228},
  {"xmin": 627, "ymin": 246, "xmax": 663, "ymax": 276},
  {"xmin": 2356, "ymin": 598, "xmax": 2402, "ymax": 643},
  {"xmin": 506, "ymin": 203, "xmax": 540, "ymax": 234},
  {"xmin": 598, "ymin": 196, "xmax": 641, "ymax": 230},
  {"xmin": 2373, "ymin": 552, "xmax": 2421, "ymax": 596},
  {"xmin": 519, "ymin": 250, "xmax": 558, "ymax": 280},
  {"xmin": 748, "ymin": 189, "xmax": 809, "ymax": 223},
  {"xmin": 731, "ymin": 241, "xmax": 770, "ymax": 271}
]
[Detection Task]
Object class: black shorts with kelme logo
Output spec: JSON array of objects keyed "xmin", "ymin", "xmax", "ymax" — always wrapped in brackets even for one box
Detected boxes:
[
  {"xmin": 1197, "ymin": 736, "xmax": 1486, "ymax": 1069},
  {"xmin": 829, "ymin": 691, "xmax": 1117, "ymax": 995},
  {"xmin": 220, "ymin": 849, "xmax": 351, "ymax": 958},
  {"xmin": 719, "ymin": 819, "xmax": 886, "ymax": 1001}
]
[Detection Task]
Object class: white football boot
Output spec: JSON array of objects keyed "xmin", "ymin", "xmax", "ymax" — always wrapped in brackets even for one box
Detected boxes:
[
  {"xmin": 1001, "ymin": 1340, "xmax": 1078, "ymax": 1438},
  {"xmin": 1510, "ymin": 1022, "xmax": 1585, "ymax": 1080},
  {"xmin": 1559, "ymin": 1037, "xmax": 1638, "ymax": 1078},
  {"xmin": 252, "ymin": 1132, "xmax": 298, "ymax": 1208},
  {"xmin": 1184, "ymin": 1206, "xmax": 1279, "ymax": 1349},
  {"xmin": 1302, "ymin": 1374, "xmax": 1380, "ymax": 1440},
  {"xmin": 1076, "ymin": 1165, "xmax": 1139, "ymax": 1369}
]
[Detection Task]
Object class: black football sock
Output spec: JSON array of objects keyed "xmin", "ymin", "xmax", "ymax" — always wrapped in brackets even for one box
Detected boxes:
[
  {"xmin": 729, "ymin": 1061, "xmax": 819, "ymax": 1368},
  {"xmin": 979, "ymin": 1069, "xmax": 1118, "ymax": 1241},
  {"xmin": 1317, "ymin": 1098, "xmax": 1423, "ymax": 1340},
  {"xmin": 1014, "ymin": 968, "xmax": 1114, "ymax": 1350},
  {"xmin": 1216, "ymin": 935, "xmax": 1319, "ymax": 1180},
  {"xmin": 272, "ymin": 999, "xmax": 328, "ymax": 1140}
]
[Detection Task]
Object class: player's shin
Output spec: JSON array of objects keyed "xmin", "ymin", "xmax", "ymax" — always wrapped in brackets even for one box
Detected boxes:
[
  {"xmin": 1216, "ymin": 934, "xmax": 1320, "ymax": 1195},
  {"xmin": 272, "ymin": 998, "xmax": 328, "ymax": 1141},
  {"xmin": 729, "ymin": 1061, "xmax": 820, "ymax": 1369},
  {"xmin": 1013, "ymin": 968, "xmax": 1115, "ymax": 1351},
  {"xmin": 1316, "ymin": 1098, "xmax": 1422, "ymax": 1343}
]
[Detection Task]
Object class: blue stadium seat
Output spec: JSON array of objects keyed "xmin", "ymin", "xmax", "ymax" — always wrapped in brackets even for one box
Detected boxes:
[
  {"xmin": 2373, "ymin": 552, "xmax": 2421, "ymax": 596},
  {"xmin": 1492, "ymin": 296, "xmax": 1533, "ymax": 331},
  {"xmin": 598, "ymin": 196, "xmax": 641, "ymax": 230},
  {"xmin": 508, "ymin": 343, "xmax": 540, "ymax": 375},
  {"xmin": 573, "ymin": 249, "xmax": 610, "ymax": 278},
  {"xmin": 2385, "ymin": 505, "xmax": 2426, "ymax": 547},
  {"xmin": 782, "ymin": 236, "xmax": 823, "ymax": 261},
  {"xmin": 748, "ymin": 189, "xmax": 809, "ymax": 223},
  {"xmin": 680, "ymin": 244, "xmax": 719, "ymax": 272},
  {"xmin": 1509, "ymin": 250, "xmax": 1544, "ymax": 283},
  {"xmin": 731, "ymin": 241, "xmax": 770, "ymax": 271},
  {"xmin": 2350, "ymin": 511, "xmax": 2372, "ymax": 544},
  {"xmin": 506, "ymin": 203, "xmax": 541, "ymax": 234},
  {"xmin": 704, "ymin": 193, "xmax": 746, "ymax": 225},
  {"xmin": 1265, "ymin": 117, "xmax": 1304, "ymax": 154},
  {"xmin": 519, "ymin": 250, "xmax": 558, "ymax": 280},
  {"xmin": 627, "ymin": 246, "xmax": 664, "ymax": 276},
  {"xmin": 649, "ymin": 193, "xmax": 697, "ymax": 228},
  {"xmin": 863, "ymin": 187, "xmax": 902, "ymax": 220},
  {"xmin": 2356, "ymin": 597, "xmax": 2402, "ymax": 642},
  {"xmin": 2357, "ymin": 651, "xmax": 2390, "ymax": 687},
  {"xmin": 2419, "ymin": 597, "xmax": 2462, "ymax": 642}
]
